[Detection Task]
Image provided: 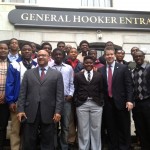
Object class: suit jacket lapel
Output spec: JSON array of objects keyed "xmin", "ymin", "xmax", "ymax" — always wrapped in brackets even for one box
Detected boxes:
[
  {"xmin": 81, "ymin": 72, "xmax": 87, "ymax": 82},
  {"xmin": 33, "ymin": 67, "xmax": 41, "ymax": 83},
  {"xmin": 90, "ymin": 71, "xmax": 96, "ymax": 83},
  {"xmin": 112, "ymin": 63, "xmax": 119, "ymax": 82},
  {"xmin": 33, "ymin": 67, "xmax": 51, "ymax": 84},
  {"xmin": 40, "ymin": 67, "xmax": 51, "ymax": 84},
  {"xmin": 103, "ymin": 66, "xmax": 107, "ymax": 83}
]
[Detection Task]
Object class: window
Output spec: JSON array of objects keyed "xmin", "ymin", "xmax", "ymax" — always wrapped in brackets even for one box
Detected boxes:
[
  {"xmin": 2, "ymin": 0, "xmax": 36, "ymax": 3},
  {"xmin": 1, "ymin": 0, "xmax": 112, "ymax": 7},
  {"xmin": 81, "ymin": 0, "xmax": 112, "ymax": 7}
]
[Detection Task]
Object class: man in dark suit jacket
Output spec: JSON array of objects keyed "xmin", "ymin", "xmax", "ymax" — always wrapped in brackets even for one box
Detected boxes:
[
  {"xmin": 17, "ymin": 50, "xmax": 64, "ymax": 150},
  {"xmin": 74, "ymin": 56, "xmax": 104, "ymax": 150},
  {"xmin": 98, "ymin": 46, "xmax": 133, "ymax": 150}
]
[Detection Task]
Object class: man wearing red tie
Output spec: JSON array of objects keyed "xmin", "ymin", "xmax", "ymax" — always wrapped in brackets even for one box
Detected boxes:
[{"xmin": 98, "ymin": 46, "xmax": 133, "ymax": 150}]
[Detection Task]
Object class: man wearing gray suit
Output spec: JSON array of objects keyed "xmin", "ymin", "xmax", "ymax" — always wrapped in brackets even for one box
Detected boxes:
[{"xmin": 17, "ymin": 50, "xmax": 64, "ymax": 150}]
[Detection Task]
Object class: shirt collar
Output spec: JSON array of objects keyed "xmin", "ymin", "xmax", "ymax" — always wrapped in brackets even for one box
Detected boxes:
[
  {"xmin": 8, "ymin": 52, "xmax": 19, "ymax": 58},
  {"xmin": 39, "ymin": 65, "xmax": 49, "ymax": 71},
  {"xmin": 52, "ymin": 62, "xmax": 66, "ymax": 67},
  {"xmin": 136, "ymin": 62, "xmax": 147, "ymax": 69},
  {"xmin": 85, "ymin": 69, "xmax": 93, "ymax": 74},
  {"xmin": 141, "ymin": 62, "xmax": 147, "ymax": 69},
  {"xmin": 107, "ymin": 61, "xmax": 115, "ymax": 68}
]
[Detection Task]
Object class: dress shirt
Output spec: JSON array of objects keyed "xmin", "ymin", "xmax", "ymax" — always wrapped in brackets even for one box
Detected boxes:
[
  {"xmin": 50, "ymin": 62, "xmax": 74, "ymax": 97},
  {"xmin": 0, "ymin": 59, "xmax": 7, "ymax": 103},
  {"xmin": 8, "ymin": 52, "xmax": 19, "ymax": 62},
  {"xmin": 39, "ymin": 65, "xmax": 49, "ymax": 76},
  {"xmin": 84, "ymin": 70, "xmax": 93, "ymax": 82},
  {"xmin": 106, "ymin": 61, "xmax": 115, "ymax": 80}
]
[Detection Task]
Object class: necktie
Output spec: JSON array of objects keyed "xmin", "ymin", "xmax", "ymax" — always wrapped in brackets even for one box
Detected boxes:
[
  {"xmin": 40, "ymin": 68, "xmax": 45, "ymax": 80},
  {"xmin": 108, "ymin": 65, "xmax": 112, "ymax": 97},
  {"xmin": 87, "ymin": 71, "xmax": 91, "ymax": 82}
]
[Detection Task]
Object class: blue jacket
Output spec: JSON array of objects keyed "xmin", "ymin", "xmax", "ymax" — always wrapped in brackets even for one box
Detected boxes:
[{"xmin": 5, "ymin": 58, "xmax": 37, "ymax": 104}]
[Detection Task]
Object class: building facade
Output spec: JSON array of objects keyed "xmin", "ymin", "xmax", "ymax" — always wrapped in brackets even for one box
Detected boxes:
[{"xmin": 0, "ymin": 0, "xmax": 150, "ymax": 61}]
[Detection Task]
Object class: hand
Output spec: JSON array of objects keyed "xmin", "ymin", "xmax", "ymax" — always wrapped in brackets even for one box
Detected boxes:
[
  {"xmin": 9, "ymin": 103, "xmax": 17, "ymax": 112},
  {"xmin": 126, "ymin": 102, "xmax": 133, "ymax": 111},
  {"xmin": 17, "ymin": 112, "xmax": 27, "ymax": 122},
  {"xmin": 65, "ymin": 95, "xmax": 73, "ymax": 102},
  {"xmin": 53, "ymin": 113, "xmax": 61, "ymax": 122}
]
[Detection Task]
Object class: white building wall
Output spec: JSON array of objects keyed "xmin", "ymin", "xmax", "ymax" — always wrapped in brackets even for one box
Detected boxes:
[{"xmin": 113, "ymin": 0, "xmax": 150, "ymax": 11}]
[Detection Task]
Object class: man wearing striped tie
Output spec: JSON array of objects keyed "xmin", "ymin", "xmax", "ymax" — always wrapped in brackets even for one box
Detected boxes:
[{"xmin": 74, "ymin": 56, "xmax": 104, "ymax": 150}]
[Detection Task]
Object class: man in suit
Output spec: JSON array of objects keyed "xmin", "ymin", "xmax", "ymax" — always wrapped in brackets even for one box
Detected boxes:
[
  {"xmin": 74, "ymin": 56, "xmax": 104, "ymax": 150},
  {"xmin": 17, "ymin": 50, "xmax": 64, "ymax": 150},
  {"xmin": 98, "ymin": 46, "xmax": 133, "ymax": 150}
]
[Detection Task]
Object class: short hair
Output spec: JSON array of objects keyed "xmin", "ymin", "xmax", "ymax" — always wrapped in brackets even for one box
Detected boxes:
[
  {"xmin": 52, "ymin": 48, "xmax": 63, "ymax": 55},
  {"xmin": 9, "ymin": 38, "xmax": 19, "ymax": 45},
  {"xmin": 79, "ymin": 40, "xmax": 89, "ymax": 47},
  {"xmin": 115, "ymin": 49, "xmax": 125, "ymax": 54},
  {"xmin": 0, "ymin": 42, "xmax": 8, "ymax": 47},
  {"xmin": 104, "ymin": 46, "xmax": 115, "ymax": 55},
  {"xmin": 41, "ymin": 42, "xmax": 52, "ymax": 50},
  {"xmin": 131, "ymin": 47, "xmax": 139, "ymax": 51},
  {"xmin": 20, "ymin": 42, "xmax": 33, "ymax": 50},
  {"xmin": 88, "ymin": 49, "xmax": 97, "ymax": 55},
  {"xmin": 134, "ymin": 50, "xmax": 145, "ymax": 56},
  {"xmin": 69, "ymin": 47, "xmax": 77, "ymax": 51},
  {"xmin": 57, "ymin": 41, "xmax": 65, "ymax": 47},
  {"xmin": 83, "ymin": 56, "xmax": 94, "ymax": 62},
  {"xmin": 38, "ymin": 49, "xmax": 49, "ymax": 55},
  {"xmin": 105, "ymin": 41, "xmax": 114, "ymax": 47}
]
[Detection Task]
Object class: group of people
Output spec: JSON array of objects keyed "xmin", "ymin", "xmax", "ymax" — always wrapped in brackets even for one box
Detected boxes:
[{"xmin": 0, "ymin": 38, "xmax": 150, "ymax": 150}]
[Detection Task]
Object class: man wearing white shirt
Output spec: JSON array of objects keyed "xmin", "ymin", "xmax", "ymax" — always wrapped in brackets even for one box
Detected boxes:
[
  {"xmin": 98, "ymin": 46, "xmax": 133, "ymax": 150},
  {"xmin": 7, "ymin": 38, "xmax": 21, "ymax": 63},
  {"xmin": 74, "ymin": 56, "xmax": 104, "ymax": 150}
]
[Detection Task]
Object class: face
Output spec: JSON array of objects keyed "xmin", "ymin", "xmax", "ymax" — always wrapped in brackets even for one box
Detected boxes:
[
  {"xmin": 134, "ymin": 51, "xmax": 145, "ymax": 66},
  {"xmin": 131, "ymin": 47, "xmax": 139, "ymax": 57},
  {"xmin": 105, "ymin": 42, "xmax": 113, "ymax": 47},
  {"xmin": 21, "ymin": 45, "xmax": 33, "ymax": 60},
  {"xmin": 37, "ymin": 50, "xmax": 50, "ymax": 67},
  {"xmin": 43, "ymin": 45, "xmax": 52, "ymax": 55},
  {"xmin": 69, "ymin": 48, "xmax": 78, "ymax": 60},
  {"xmin": 83, "ymin": 59, "xmax": 94, "ymax": 71},
  {"xmin": 53, "ymin": 50, "xmax": 63, "ymax": 64},
  {"xmin": 0, "ymin": 43, "xmax": 9, "ymax": 60},
  {"xmin": 9, "ymin": 39, "xmax": 19, "ymax": 51},
  {"xmin": 80, "ymin": 43, "xmax": 89, "ymax": 53},
  {"xmin": 31, "ymin": 43, "xmax": 36, "ymax": 53},
  {"xmin": 115, "ymin": 50, "xmax": 125, "ymax": 61},
  {"xmin": 65, "ymin": 45, "xmax": 72, "ymax": 54},
  {"xmin": 105, "ymin": 50, "xmax": 115, "ymax": 65},
  {"xmin": 58, "ymin": 43, "xmax": 65, "ymax": 51},
  {"xmin": 88, "ymin": 50, "xmax": 97, "ymax": 61}
]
